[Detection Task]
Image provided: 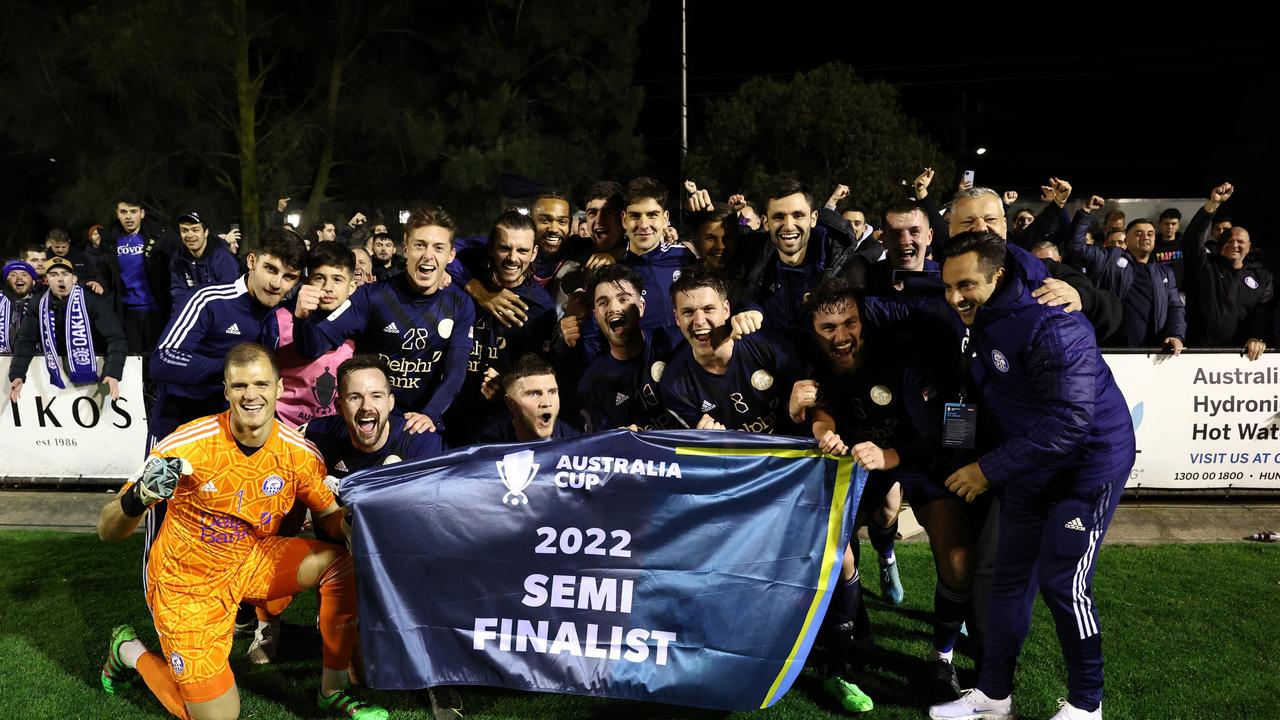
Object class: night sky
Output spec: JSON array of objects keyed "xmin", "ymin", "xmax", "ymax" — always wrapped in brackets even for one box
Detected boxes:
[{"xmin": 635, "ymin": 3, "xmax": 1276, "ymax": 246}]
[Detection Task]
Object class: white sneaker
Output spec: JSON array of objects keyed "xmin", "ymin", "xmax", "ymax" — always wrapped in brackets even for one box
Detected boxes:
[
  {"xmin": 247, "ymin": 621, "xmax": 279, "ymax": 665},
  {"xmin": 928, "ymin": 688, "xmax": 1014, "ymax": 719},
  {"xmin": 1050, "ymin": 698, "xmax": 1101, "ymax": 719}
]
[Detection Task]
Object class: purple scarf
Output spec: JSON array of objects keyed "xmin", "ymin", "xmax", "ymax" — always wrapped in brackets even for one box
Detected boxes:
[
  {"xmin": 0, "ymin": 293, "xmax": 10, "ymax": 353},
  {"xmin": 39, "ymin": 285, "xmax": 98, "ymax": 388}
]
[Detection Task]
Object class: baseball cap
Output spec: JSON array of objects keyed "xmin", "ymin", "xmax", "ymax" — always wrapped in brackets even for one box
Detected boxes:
[
  {"xmin": 44, "ymin": 256, "xmax": 76, "ymax": 274},
  {"xmin": 176, "ymin": 211, "xmax": 203, "ymax": 225}
]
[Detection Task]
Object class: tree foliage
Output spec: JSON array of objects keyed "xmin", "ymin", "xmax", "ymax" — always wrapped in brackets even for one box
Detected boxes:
[
  {"xmin": 685, "ymin": 63, "xmax": 953, "ymax": 215},
  {"xmin": 0, "ymin": 0, "xmax": 648, "ymax": 251}
]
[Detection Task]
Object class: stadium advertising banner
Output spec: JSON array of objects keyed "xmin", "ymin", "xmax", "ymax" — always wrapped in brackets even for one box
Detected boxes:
[
  {"xmin": 1105, "ymin": 352, "xmax": 1280, "ymax": 491},
  {"xmin": 0, "ymin": 356, "xmax": 147, "ymax": 480},
  {"xmin": 343, "ymin": 430, "xmax": 865, "ymax": 711}
]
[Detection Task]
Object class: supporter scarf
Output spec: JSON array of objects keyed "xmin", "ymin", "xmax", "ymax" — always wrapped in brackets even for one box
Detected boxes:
[
  {"xmin": 0, "ymin": 293, "xmax": 10, "ymax": 353},
  {"xmin": 39, "ymin": 285, "xmax": 97, "ymax": 388}
]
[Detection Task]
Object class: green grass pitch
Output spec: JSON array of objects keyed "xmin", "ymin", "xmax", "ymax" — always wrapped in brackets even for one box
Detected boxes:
[{"xmin": 0, "ymin": 532, "xmax": 1275, "ymax": 719}]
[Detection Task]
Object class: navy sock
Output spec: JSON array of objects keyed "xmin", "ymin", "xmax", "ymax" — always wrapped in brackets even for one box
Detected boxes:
[{"xmin": 933, "ymin": 582, "xmax": 970, "ymax": 655}]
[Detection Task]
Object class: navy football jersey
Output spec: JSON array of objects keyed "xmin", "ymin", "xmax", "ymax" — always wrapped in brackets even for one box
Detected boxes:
[
  {"xmin": 444, "ymin": 277, "xmax": 555, "ymax": 444},
  {"xmin": 290, "ymin": 275, "xmax": 475, "ymax": 422},
  {"xmin": 577, "ymin": 329, "xmax": 681, "ymax": 432},
  {"xmin": 659, "ymin": 330, "xmax": 802, "ymax": 434},
  {"xmin": 305, "ymin": 413, "xmax": 444, "ymax": 483},
  {"xmin": 476, "ymin": 417, "xmax": 580, "ymax": 444}
]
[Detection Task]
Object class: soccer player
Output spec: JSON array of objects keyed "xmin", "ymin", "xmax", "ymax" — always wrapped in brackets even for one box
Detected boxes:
[
  {"xmin": 291, "ymin": 205, "xmax": 475, "ymax": 435},
  {"xmin": 576, "ymin": 264, "xmax": 678, "ymax": 432},
  {"xmin": 275, "ymin": 243, "xmax": 359, "ymax": 428},
  {"xmin": 659, "ymin": 266, "xmax": 801, "ymax": 433},
  {"xmin": 7, "ymin": 256, "xmax": 127, "ymax": 401},
  {"xmin": 792, "ymin": 279, "xmax": 975, "ymax": 705},
  {"xmin": 924, "ymin": 233, "xmax": 1135, "ymax": 720},
  {"xmin": 146, "ymin": 228, "xmax": 308, "ymax": 594},
  {"xmin": 97, "ymin": 342, "xmax": 387, "ymax": 720},
  {"xmin": 442, "ymin": 210, "xmax": 555, "ymax": 446},
  {"xmin": 477, "ymin": 353, "xmax": 579, "ymax": 442}
]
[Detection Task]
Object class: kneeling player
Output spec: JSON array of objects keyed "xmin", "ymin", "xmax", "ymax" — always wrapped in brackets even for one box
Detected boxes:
[
  {"xmin": 97, "ymin": 343, "xmax": 386, "ymax": 720},
  {"xmin": 793, "ymin": 280, "xmax": 975, "ymax": 706},
  {"xmin": 659, "ymin": 265, "xmax": 801, "ymax": 433},
  {"xmin": 478, "ymin": 353, "xmax": 579, "ymax": 442}
]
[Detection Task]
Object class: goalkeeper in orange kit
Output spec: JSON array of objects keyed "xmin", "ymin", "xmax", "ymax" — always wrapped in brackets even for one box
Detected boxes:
[{"xmin": 95, "ymin": 342, "xmax": 385, "ymax": 720}]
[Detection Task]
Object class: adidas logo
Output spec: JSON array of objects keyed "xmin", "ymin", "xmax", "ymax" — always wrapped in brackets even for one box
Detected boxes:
[
  {"xmin": 700, "ymin": 400, "xmax": 716, "ymax": 413},
  {"xmin": 383, "ymin": 322, "xmax": 400, "ymax": 334},
  {"xmin": 334, "ymin": 460, "xmax": 349, "ymax": 473},
  {"xmin": 224, "ymin": 323, "xmax": 241, "ymax": 335},
  {"xmin": 615, "ymin": 392, "xmax": 629, "ymax": 406},
  {"xmin": 199, "ymin": 481, "xmax": 217, "ymax": 493},
  {"xmin": 1064, "ymin": 517, "xmax": 1086, "ymax": 532}
]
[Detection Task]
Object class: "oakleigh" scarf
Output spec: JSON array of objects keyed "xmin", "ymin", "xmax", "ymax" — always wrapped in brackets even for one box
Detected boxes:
[{"xmin": 39, "ymin": 285, "xmax": 98, "ymax": 388}]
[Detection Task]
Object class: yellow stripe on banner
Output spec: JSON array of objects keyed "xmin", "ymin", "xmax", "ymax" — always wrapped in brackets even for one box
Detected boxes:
[
  {"xmin": 674, "ymin": 446, "xmax": 827, "ymax": 459},
  {"xmin": 673, "ymin": 445, "xmax": 853, "ymax": 708},
  {"xmin": 759, "ymin": 453, "xmax": 853, "ymax": 707}
]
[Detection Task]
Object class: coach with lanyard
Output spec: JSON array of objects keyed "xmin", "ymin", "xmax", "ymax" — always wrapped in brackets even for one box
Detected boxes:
[{"xmin": 8, "ymin": 256, "xmax": 127, "ymax": 402}]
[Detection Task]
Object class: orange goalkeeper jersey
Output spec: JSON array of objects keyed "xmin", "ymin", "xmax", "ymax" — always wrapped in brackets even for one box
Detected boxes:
[{"xmin": 138, "ymin": 411, "xmax": 335, "ymax": 590}]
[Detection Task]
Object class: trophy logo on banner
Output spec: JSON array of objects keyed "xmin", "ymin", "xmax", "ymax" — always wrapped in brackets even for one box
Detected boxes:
[{"xmin": 497, "ymin": 449, "xmax": 538, "ymax": 506}]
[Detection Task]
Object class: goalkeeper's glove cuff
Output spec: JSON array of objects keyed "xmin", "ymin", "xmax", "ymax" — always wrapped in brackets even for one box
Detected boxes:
[{"xmin": 120, "ymin": 482, "xmax": 149, "ymax": 518}]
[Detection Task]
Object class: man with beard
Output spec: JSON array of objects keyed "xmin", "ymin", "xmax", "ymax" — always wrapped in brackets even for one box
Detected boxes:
[
  {"xmin": 101, "ymin": 191, "xmax": 175, "ymax": 353},
  {"xmin": 1, "ymin": 260, "xmax": 39, "ymax": 354},
  {"xmin": 8, "ymin": 257, "xmax": 128, "ymax": 402},
  {"xmin": 477, "ymin": 353, "xmax": 580, "ymax": 442},
  {"xmin": 45, "ymin": 227, "xmax": 104, "ymax": 293},
  {"xmin": 306, "ymin": 355, "xmax": 444, "ymax": 482},
  {"xmin": 1181, "ymin": 182, "xmax": 1273, "ymax": 360},
  {"xmin": 275, "ymin": 243, "xmax": 359, "ymax": 428},
  {"xmin": 1063, "ymin": 196, "xmax": 1186, "ymax": 352},
  {"xmin": 292, "ymin": 205, "xmax": 474, "ymax": 437},
  {"xmin": 370, "ymin": 232, "xmax": 406, "ymax": 281},
  {"xmin": 577, "ymin": 265, "xmax": 678, "ymax": 432},
  {"xmin": 444, "ymin": 210, "xmax": 554, "ymax": 446},
  {"xmin": 732, "ymin": 179, "xmax": 837, "ymax": 339},
  {"xmin": 791, "ymin": 279, "xmax": 975, "ymax": 706},
  {"xmin": 169, "ymin": 211, "xmax": 240, "ymax": 313},
  {"xmin": 659, "ymin": 266, "xmax": 801, "ymax": 433}
]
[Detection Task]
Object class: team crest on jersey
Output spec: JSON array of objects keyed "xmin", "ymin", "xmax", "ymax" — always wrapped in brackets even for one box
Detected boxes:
[
  {"xmin": 438, "ymin": 318, "xmax": 455, "ymax": 338},
  {"xmin": 870, "ymin": 385, "xmax": 893, "ymax": 406},
  {"xmin": 1116, "ymin": 257, "xmax": 1129, "ymax": 269},
  {"xmin": 169, "ymin": 652, "xmax": 185, "ymax": 676},
  {"xmin": 650, "ymin": 361, "xmax": 666, "ymax": 382},
  {"xmin": 261, "ymin": 475, "xmax": 285, "ymax": 496},
  {"xmin": 991, "ymin": 350, "xmax": 1010, "ymax": 373},
  {"xmin": 1244, "ymin": 275, "xmax": 1259, "ymax": 290},
  {"xmin": 750, "ymin": 369, "xmax": 774, "ymax": 391}
]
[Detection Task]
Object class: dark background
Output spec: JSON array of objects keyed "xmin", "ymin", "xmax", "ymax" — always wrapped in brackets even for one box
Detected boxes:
[{"xmin": 637, "ymin": 4, "xmax": 1275, "ymax": 241}]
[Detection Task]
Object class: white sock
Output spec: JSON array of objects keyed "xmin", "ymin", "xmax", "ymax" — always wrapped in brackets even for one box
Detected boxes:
[
  {"xmin": 257, "ymin": 619, "xmax": 278, "ymax": 631},
  {"xmin": 119, "ymin": 639, "xmax": 147, "ymax": 669},
  {"xmin": 932, "ymin": 649, "xmax": 953, "ymax": 663}
]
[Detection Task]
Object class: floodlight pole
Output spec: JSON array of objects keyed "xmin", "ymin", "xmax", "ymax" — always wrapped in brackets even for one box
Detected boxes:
[{"xmin": 680, "ymin": 0, "xmax": 688, "ymax": 170}]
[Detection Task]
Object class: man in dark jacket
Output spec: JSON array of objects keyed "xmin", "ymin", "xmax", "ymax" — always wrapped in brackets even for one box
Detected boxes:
[
  {"xmin": 2, "ymin": 260, "xmax": 41, "ymax": 354},
  {"xmin": 8, "ymin": 257, "xmax": 128, "ymax": 401},
  {"xmin": 168, "ymin": 211, "xmax": 241, "ymax": 313},
  {"xmin": 925, "ymin": 233, "xmax": 1134, "ymax": 720},
  {"xmin": 1063, "ymin": 195, "xmax": 1186, "ymax": 352},
  {"xmin": 100, "ymin": 191, "xmax": 174, "ymax": 353},
  {"xmin": 1181, "ymin": 182, "xmax": 1274, "ymax": 360}
]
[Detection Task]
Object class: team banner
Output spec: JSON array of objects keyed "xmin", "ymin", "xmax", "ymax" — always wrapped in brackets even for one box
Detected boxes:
[
  {"xmin": 1105, "ymin": 352, "xmax": 1280, "ymax": 490},
  {"xmin": 343, "ymin": 430, "xmax": 865, "ymax": 711},
  {"xmin": 0, "ymin": 356, "xmax": 147, "ymax": 480}
]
